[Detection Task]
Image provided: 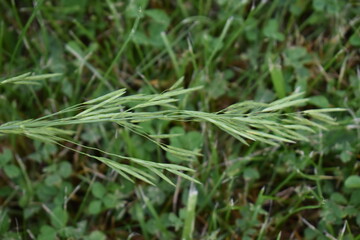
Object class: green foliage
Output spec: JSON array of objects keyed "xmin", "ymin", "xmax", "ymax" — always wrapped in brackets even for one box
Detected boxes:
[
  {"xmin": 0, "ymin": 148, "xmax": 20, "ymax": 179},
  {"xmin": 166, "ymin": 126, "xmax": 203, "ymax": 163},
  {"xmin": 263, "ymin": 19, "xmax": 285, "ymax": 41},
  {"xmin": 345, "ymin": 176, "xmax": 360, "ymax": 189},
  {"xmin": 0, "ymin": 0, "xmax": 359, "ymax": 239}
]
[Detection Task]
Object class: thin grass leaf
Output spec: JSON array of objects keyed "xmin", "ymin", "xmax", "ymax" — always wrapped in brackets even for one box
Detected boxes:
[
  {"xmin": 233, "ymin": 117, "xmax": 279, "ymax": 126},
  {"xmin": 156, "ymin": 163, "xmax": 195, "ymax": 172},
  {"xmin": 245, "ymin": 129, "xmax": 295, "ymax": 143},
  {"xmin": 291, "ymin": 116, "xmax": 328, "ymax": 130},
  {"xmin": 269, "ymin": 61, "xmax": 286, "ymax": 99},
  {"xmin": 283, "ymin": 124, "xmax": 316, "ymax": 133},
  {"xmin": 148, "ymin": 133, "xmax": 183, "ymax": 139},
  {"xmin": 182, "ymin": 184, "xmax": 198, "ymax": 240},
  {"xmin": 169, "ymin": 76, "xmax": 184, "ymax": 90},
  {"xmin": 303, "ymin": 108, "xmax": 346, "ymax": 113},
  {"xmin": 0, "ymin": 72, "xmax": 61, "ymax": 86},
  {"xmin": 224, "ymin": 101, "xmax": 268, "ymax": 114},
  {"xmin": 12, "ymin": 81, "xmax": 42, "ymax": 85},
  {"xmin": 160, "ymin": 86, "xmax": 203, "ymax": 98},
  {"xmin": 148, "ymin": 167, "xmax": 175, "ymax": 187},
  {"xmin": 96, "ymin": 157, "xmax": 156, "ymax": 185},
  {"xmin": 124, "ymin": 157, "xmax": 192, "ymax": 172},
  {"xmin": 167, "ymin": 169, "xmax": 201, "ymax": 185},
  {"xmin": 24, "ymin": 133, "xmax": 57, "ymax": 144},
  {"xmin": 268, "ymin": 92, "xmax": 305, "ymax": 106},
  {"xmin": 202, "ymin": 117, "xmax": 256, "ymax": 141},
  {"xmin": 161, "ymin": 31, "xmax": 181, "ymax": 78},
  {"xmin": 131, "ymin": 98, "xmax": 178, "ymax": 109},
  {"xmin": 237, "ymin": 130, "xmax": 279, "ymax": 146},
  {"xmin": 0, "ymin": 72, "xmax": 31, "ymax": 84},
  {"xmin": 283, "ymin": 129, "xmax": 310, "ymax": 142},
  {"xmin": 306, "ymin": 112, "xmax": 337, "ymax": 125},
  {"xmin": 112, "ymin": 168, "xmax": 135, "ymax": 183},
  {"xmin": 161, "ymin": 145, "xmax": 201, "ymax": 160},
  {"xmin": 24, "ymin": 73, "xmax": 62, "ymax": 80},
  {"xmin": 262, "ymin": 99, "xmax": 309, "ymax": 112},
  {"xmin": 84, "ymin": 89, "xmax": 127, "ymax": 105},
  {"xmin": 77, "ymin": 89, "xmax": 126, "ymax": 117}
]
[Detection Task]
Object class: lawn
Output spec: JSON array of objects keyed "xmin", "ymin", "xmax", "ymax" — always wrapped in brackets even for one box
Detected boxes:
[{"xmin": 0, "ymin": 0, "xmax": 359, "ymax": 239}]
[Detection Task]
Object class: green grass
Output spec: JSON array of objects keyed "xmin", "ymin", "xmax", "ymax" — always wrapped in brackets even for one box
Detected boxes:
[{"xmin": 1, "ymin": 0, "xmax": 360, "ymax": 239}]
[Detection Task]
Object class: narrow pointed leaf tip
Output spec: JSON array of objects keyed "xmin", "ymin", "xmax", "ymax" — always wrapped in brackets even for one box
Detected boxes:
[{"xmin": 0, "ymin": 72, "xmax": 62, "ymax": 86}]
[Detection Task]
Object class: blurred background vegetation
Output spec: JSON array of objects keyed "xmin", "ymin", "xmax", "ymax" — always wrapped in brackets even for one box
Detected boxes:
[{"xmin": 0, "ymin": 0, "xmax": 359, "ymax": 239}]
